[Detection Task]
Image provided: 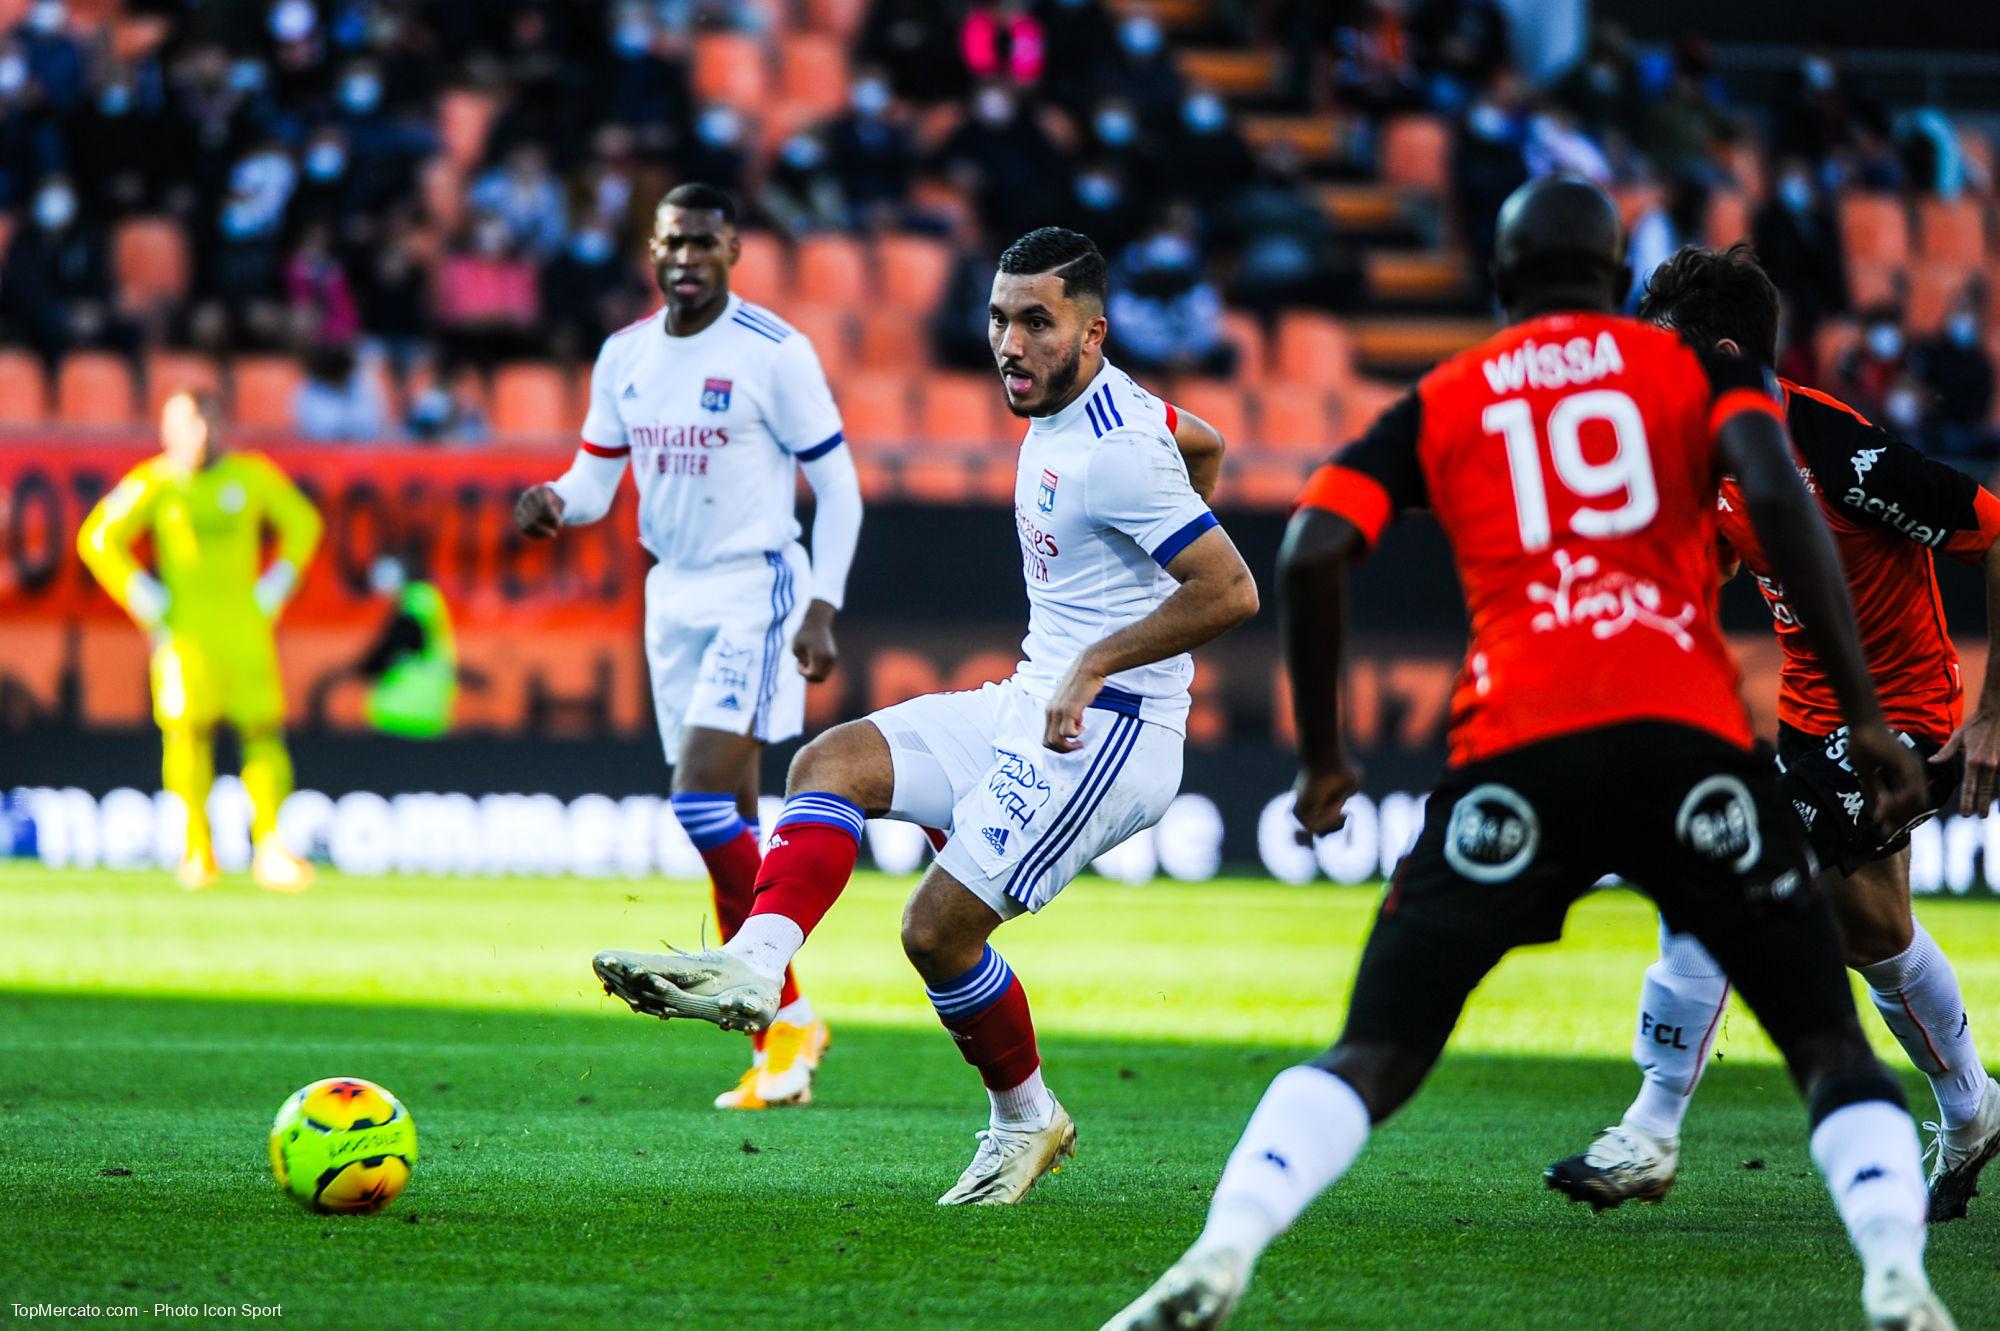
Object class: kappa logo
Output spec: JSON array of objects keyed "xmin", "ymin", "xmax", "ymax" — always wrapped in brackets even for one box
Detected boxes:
[
  {"xmin": 701, "ymin": 377, "xmax": 733, "ymax": 412},
  {"xmin": 1261, "ymin": 1150, "xmax": 1291, "ymax": 1172},
  {"xmin": 981, "ymin": 826, "xmax": 1010, "ymax": 855},
  {"xmin": 1841, "ymin": 790, "xmax": 1867, "ymax": 823},
  {"xmin": 1037, "ymin": 468, "xmax": 1060, "ymax": 514},
  {"xmin": 1853, "ymin": 446, "xmax": 1883, "ymax": 481},
  {"xmin": 622, "ymin": 383, "xmax": 639, "ymax": 401}
]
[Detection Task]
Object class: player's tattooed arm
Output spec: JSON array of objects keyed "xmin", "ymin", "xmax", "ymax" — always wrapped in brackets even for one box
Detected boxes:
[
  {"xmin": 1170, "ymin": 406, "xmax": 1225, "ymax": 503},
  {"xmin": 1278, "ymin": 508, "xmax": 1367, "ymax": 836},
  {"xmin": 1935, "ymin": 539, "xmax": 2000, "ymax": 814}
]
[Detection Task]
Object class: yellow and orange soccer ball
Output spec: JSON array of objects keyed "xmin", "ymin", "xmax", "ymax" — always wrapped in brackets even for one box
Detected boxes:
[{"xmin": 269, "ymin": 1077, "xmax": 418, "ymax": 1214}]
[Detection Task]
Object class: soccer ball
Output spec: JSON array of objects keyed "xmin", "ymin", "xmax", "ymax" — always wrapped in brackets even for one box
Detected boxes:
[{"xmin": 269, "ymin": 1077, "xmax": 418, "ymax": 1214}]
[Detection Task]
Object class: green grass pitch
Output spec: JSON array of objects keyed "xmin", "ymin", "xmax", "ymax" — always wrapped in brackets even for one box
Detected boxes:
[{"xmin": 3, "ymin": 864, "xmax": 1998, "ymax": 1330}]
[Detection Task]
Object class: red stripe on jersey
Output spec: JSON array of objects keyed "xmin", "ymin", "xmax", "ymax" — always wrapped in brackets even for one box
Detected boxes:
[
  {"xmin": 1782, "ymin": 379, "xmax": 1873, "ymax": 426},
  {"xmin": 580, "ymin": 440, "xmax": 630, "ymax": 458},
  {"xmin": 1164, "ymin": 401, "xmax": 1179, "ymax": 434},
  {"xmin": 1946, "ymin": 486, "xmax": 2000, "ymax": 562},
  {"xmin": 1707, "ymin": 388, "xmax": 1784, "ymax": 437},
  {"xmin": 1295, "ymin": 463, "xmax": 1391, "ymax": 546}
]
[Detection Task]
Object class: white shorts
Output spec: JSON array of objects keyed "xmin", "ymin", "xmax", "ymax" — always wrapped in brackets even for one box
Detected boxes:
[
  {"xmin": 643, "ymin": 547, "xmax": 809, "ymax": 761},
  {"xmin": 868, "ymin": 677, "xmax": 1183, "ymax": 919}
]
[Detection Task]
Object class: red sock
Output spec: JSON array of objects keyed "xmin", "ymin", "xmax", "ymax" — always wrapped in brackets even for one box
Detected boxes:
[
  {"xmin": 928, "ymin": 947, "xmax": 1041, "ymax": 1090},
  {"xmin": 697, "ymin": 827, "xmax": 801, "ymax": 1047},
  {"xmin": 748, "ymin": 794, "xmax": 865, "ymax": 937}
]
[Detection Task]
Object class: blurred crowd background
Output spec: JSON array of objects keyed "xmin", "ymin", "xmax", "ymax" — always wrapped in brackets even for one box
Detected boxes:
[{"xmin": 0, "ymin": 0, "xmax": 1996, "ymax": 494}]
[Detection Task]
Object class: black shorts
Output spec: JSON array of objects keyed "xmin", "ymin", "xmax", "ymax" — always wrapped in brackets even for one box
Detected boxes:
[
  {"xmin": 1776, "ymin": 723, "xmax": 1961, "ymax": 876},
  {"xmin": 1345, "ymin": 722, "xmax": 1860, "ymax": 1060}
]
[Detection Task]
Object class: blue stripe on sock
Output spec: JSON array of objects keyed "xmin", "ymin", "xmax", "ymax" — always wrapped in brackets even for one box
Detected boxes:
[
  {"xmin": 670, "ymin": 793, "xmax": 749, "ymax": 850},
  {"xmin": 774, "ymin": 792, "xmax": 865, "ymax": 841},
  {"xmin": 925, "ymin": 945, "xmax": 1014, "ymax": 1021}
]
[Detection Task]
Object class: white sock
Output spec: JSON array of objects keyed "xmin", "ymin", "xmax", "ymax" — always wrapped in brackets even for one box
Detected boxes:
[
  {"xmin": 1623, "ymin": 926, "xmax": 1730, "ymax": 1141},
  {"xmin": 722, "ymin": 914, "xmax": 805, "ymax": 982},
  {"xmin": 774, "ymin": 995, "xmax": 817, "ymax": 1028},
  {"xmin": 1858, "ymin": 921, "xmax": 1989, "ymax": 1129},
  {"xmin": 1810, "ymin": 1100, "xmax": 1927, "ymax": 1279},
  {"xmin": 1197, "ymin": 1067, "xmax": 1371, "ymax": 1265},
  {"xmin": 989, "ymin": 1065, "xmax": 1054, "ymax": 1130}
]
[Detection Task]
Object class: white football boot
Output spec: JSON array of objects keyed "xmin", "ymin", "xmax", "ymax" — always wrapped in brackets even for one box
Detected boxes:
[
  {"xmin": 1543, "ymin": 1121, "xmax": 1679, "ymax": 1211},
  {"xmin": 592, "ymin": 948, "xmax": 780, "ymax": 1033},
  {"xmin": 936, "ymin": 1095, "xmax": 1076, "ymax": 1205},
  {"xmin": 1100, "ymin": 1243, "xmax": 1252, "ymax": 1331},
  {"xmin": 1925, "ymin": 1076, "xmax": 2000, "ymax": 1223},
  {"xmin": 1863, "ymin": 1260, "xmax": 1959, "ymax": 1331}
]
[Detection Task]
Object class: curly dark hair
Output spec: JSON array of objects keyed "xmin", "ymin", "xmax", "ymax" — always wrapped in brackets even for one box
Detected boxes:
[
  {"xmin": 1637, "ymin": 243, "xmax": 1781, "ymax": 367},
  {"xmin": 996, "ymin": 226, "xmax": 1108, "ymax": 306}
]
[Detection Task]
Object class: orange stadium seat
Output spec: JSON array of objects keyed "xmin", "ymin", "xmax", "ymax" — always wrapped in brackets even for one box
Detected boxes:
[
  {"xmin": 858, "ymin": 304, "xmax": 933, "ymax": 369},
  {"xmin": 805, "ymin": 0, "xmax": 867, "ymax": 37},
  {"xmin": 143, "ymin": 351, "xmax": 222, "ymax": 420},
  {"xmin": 900, "ymin": 457, "xmax": 981, "ymax": 504},
  {"xmin": 783, "ymin": 301, "xmax": 854, "ymax": 376},
  {"xmin": 0, "ymin": 349, "xmax": 48, "ymax": 426},
  {"xmin": 230, "ymin": 355, "xmax": 305, "ymax": 432},
  {"xmin": 1220, "ymin": 310, "xmax": 1267, "ymax": 384},
  {"xmin": 439, "ymin": 88, "xmax": 499, "ymax": 171},
  {"xmin": 778, "ymin": 32, "xmax": 848, "ymax": 119},
  {"xmin": 56, "ymin": 353, "xmax": 138, "ymax": 428},
  {"xmin": 1252, "ymin": 384, "xmax": 1336, "ymax": 455},
  {"xmin": 1905, "ymin": 262, "xmax": 1980, "ymax": 337},
  {"xmin": 1272, "ymin": 311, "xmax": 1355, "ymax": 389},
  {"xmin": 1224, "ymin": 457, "xmax": 1315, "ymax": 509},
  {"xmin": 919, "ymin": 372, "xmax": 1005, "ymax": 447},
  {"xmin": 732, "ymin": 231, "xmax": 789, "ymax": 305},
  {"xmin": 1381, "ymin": 115, "xmax": 1451, "ymax": 193},
  {"xmin": 1171, "ymin": 383, "xmax": 1250, "ymax": 452},
  {"xmin": 1839, "ymin": 194, "xmax": 1911, "ymax": 266},
  {"xmin": 877, "ymin": 234, "xmax": 953, "ymax": 314},
  {"xmin": 1706, "ymin": 190, "xmax": 1751, "ymax": 249},
  {"xmin": 492, "ymin": 363, "xmax": 574, "ymax": 437},
  {"xmin": 693, "ymin": 33, "xmax": 771, "ymax": 107},
  {"xmin": 1845, "ymin": 259, "xmax": 1903, "ymax": 313},
  {"xmin": 836, "ymin": 371, "xmax": 915, "ymax": 444},
  {"xmin": 1917, "ymin": 197, "xmax": 1989, "ymax": 265},
  {"xmin": 1812, "ymin": 320, "xmax": 1862, "ymax": 381},
  {"xmin": 1961, "ymin": 130, "xmax": 1995, "ymax": 198},
  {"xmin": 1335, "ymin": 379, "xmax": 1406, "ymax": 436},
  {"xmin": 113, "ymin": 217, "xmax": 191, "ymax": 310},
  {"xmin": 796, "ymin": 234, "xmax": 869, "ymax": 306}
]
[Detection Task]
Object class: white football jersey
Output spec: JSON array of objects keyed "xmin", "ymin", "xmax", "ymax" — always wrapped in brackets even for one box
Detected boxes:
[
  {"xmin": 1011, "ymin": 361, "xmax": 1217, "ymax": 733},
  {"xmin": 579, "ymin": 295, "xmax": 845, "ymax": 571}
]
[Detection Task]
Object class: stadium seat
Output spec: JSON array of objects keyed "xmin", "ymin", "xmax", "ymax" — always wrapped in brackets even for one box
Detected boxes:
[
  {"xmin": 1839, "ymin": 194, "xmax": 1911, "ymax": 266},
  {"xmin": 835, "ymin": 371, "xmax": 915, "ymax": 444},
  {"xmin": 1845, "ymin": 259, "xmax": 1903, "ymax": 313},
  {"xmin": 113, "ymin": 217, "xmax": 191, "ymax": 311},
  {"xmin": 876, "ymin": 234, "xmax": 953, "ymax": 315},
  {"xmin": 230, "ymin": 355, "xmax": 305, "ymax": 432},
  {"xmin": 783, "ymin": 301, "xmax": 854, "ymax": 376},
  {"xmin": 732, "ymin": 231, "xmax": 789, "ymax": 305},
  {"xmin": 439, "ymin": 88, "xmax": 499, "ymax": 171},
  {"xmin": 1960, "ymin": 129, "xmax": 1995, "ymax": 198},
  {"xmin": 1335, "ymin": 379, "xmax": 1406, "ymax": 437},
  {"xmin": 56, "ymin": 353, "xmax": 138, "ymax": 428},
  {"xmin": 1917, "ymin": 197, "xmax": 1989, "ymax": 265},
  {"xmin": 1705, "ymin": 190, "xmax": 1751, "ymax": 249},
  {"xmin": 1381, "ymin": 115, "xmax": 1451, "ymax": 193},
  {"xmin": 491, "ymin": 363, "xmax": 574, "ymax": 438},
  {"xmin": 1905, "ymin": 262, "xmax": 1980, "ymax": 336},
  {"xmin": 693, "ymin": 33, "xmax": 771, "ymax": 107},
  {"xmin": 857, "ymin": 305, "xmax": 929, "ymax": 369},
  {"xmin": 0, "ymin": 349, "xmax": 48, "ymax": 426},
  {"xmin": 778, "ymin": 32, "xmax": 848, "ymax": 119},
  {"xmin": 1224, "ymin": 457, "xmax": 1314, "ymax": 508},
  {"xmin": 1252, "ymin": 384, "xmax": 1336, "ymax": 455},
  {"xmin": 900, "ymin": 457, "xmax": 980, "ymax": 504},
  {"xmin": 796, "ymin": 234, "xmax": 869, "ymax": 306},
  {"xmin": 805, "ymin": 0, "xmax": 867, "ymax": 36},
  {"xmin": 1171, "ymin": 383, "xmax": 1250, "ymax": 453},
  {"xmin": 142, "ymin": 351, "xmax": 222, "ymax": 420},
  {"xmin": 1272, "ymin": 311, "xmax": 1356, "ymax": 390},
  {"xmin": 919, "ymin": 372, "xmax": 1004, "ymax": 447},
  {"xmin": 1219, "ymin": 310, "xmax": 1267, "ymax": 384}
]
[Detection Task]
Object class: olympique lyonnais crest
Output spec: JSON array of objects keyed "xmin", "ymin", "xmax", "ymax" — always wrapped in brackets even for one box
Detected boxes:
[
  {"xmin": 1037, "ymin": 468, "xmax": 1059, "ymax": 514},
  {"xmin": 701, "ymin": 378, "xmax": 733, "ymax": 412}
]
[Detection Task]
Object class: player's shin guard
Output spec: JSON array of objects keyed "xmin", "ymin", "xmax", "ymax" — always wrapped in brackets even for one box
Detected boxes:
[
  {"xmin": 1624, "ymin": 927, "xmax": 1731, "ymax": 1140},
  {"xmin": 1199, "ymin": 1066, "xmax": 1372, "ymax": 1265},
  {"xmin": 1809, "ymin": 1076, "xmax": 1928, "ymax": 1281},
  {"xmin": 239, "ymin": 731, "xmax": 293, "ymax": 842},
  {"xmin": 927, "ymin": 945, "xmax": 1048, "ymax": 1127},
  {"xmin": 1858, "ymin": 921, "xmax": 1989, "ymax": 1130},
  {"xmin": 673, "ymin": 793, "xmax": 802, "ymax": 1041},
  {"xmin": 162, "ymin": 726, "xmax": 215, "ymax": 858},
  {"xmin": 729, "ymin": 793, "xmax": 864, "ymax": 979}
]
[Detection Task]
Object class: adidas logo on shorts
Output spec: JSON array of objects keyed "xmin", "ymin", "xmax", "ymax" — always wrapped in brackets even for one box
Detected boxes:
[{"xmin": 982, "ymin": 826, "xmax": 1009, "ymax": 855}]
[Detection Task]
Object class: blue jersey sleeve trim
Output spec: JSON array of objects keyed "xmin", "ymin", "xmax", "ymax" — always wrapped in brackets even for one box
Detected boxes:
[
  {"xmin": 1151, "ymin": 511, "xmax": 1219, "ymax": 567},
  {"xmin": 794, "ymin": 430, "xmax": 844, "ymax": 461}
]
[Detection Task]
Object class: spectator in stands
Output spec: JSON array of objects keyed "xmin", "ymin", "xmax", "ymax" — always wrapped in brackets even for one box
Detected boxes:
[
  {"xmin": 857, "ymin": 0, "xmax": 967, "ymax": 104},
  {"xmin": 1643, "ymin": 45, "xmax": 1732, "ymax": 184},
  {"xmin": 1083, "ymin": 94, "xmax": 1167, "ymax": 201},
  {"xmin": 759, "ymin": 131, "xmax": 846, "ymax": 238},
  {"xmin": 1172, "ymin": 89, "xmax": 1257, "ymax": 216},
  {"xmin": 1845, "ymin": 105, "xmax": 1904, "ymax": 191},
  {"xmin": 1410, "ymin": 0, "xmax": 1511, "ymax": 112},
  {"xmin": 1774, "ymin": 47, "xmax": 1861, "ymax": 169},
  {"xmin": 72, "ymin": 58, "xmax": 184, "ymax": 217},
  {"xmin": 404, "ymin": 370, "xmax": 490, "ymax": 444},
  {"xmin": 1552, "ymin": 24, "xmax": 1645, "ymax": 148},
  {"xmin": 1331, "ymin": 0, "xmax": 1423, "ymax": 118},
  {"xmin": 202, "ymin": 137, "xmax": 298, "ymax": 345},
  {"xmin": 285, "ymin": 221, "xmax": 361, "ymax": 348},
  {"xmin": 1108, "ymin": 210, "xmax": 1238, "ymax": 379},
  {"xmin": 1911, "ymin": 292, "xmax": 1997, "ymax": 459},
  {"xmin": 1833, "ymin": 306, "xmax": 1912, "ymax": 426},
  {"xmin": 1071, "ymin": 158, "xmax": 1145, "ymax": 257},
  {"xmin": 960, "ymin": 2, "xmax": 1044, "ymax": 90},
  {"xmin": 1524, "ymin": 101, "xmax": 1611, "ymax": 183},
  {"xmin": 1109, "ymin": 10, "xmax": 1183, "ymax": 128},
  {"xmin": 934, "ymin": 82, "xmax": 1072, "ymax": 242},
  {"xmin": 15, "ymin": 0, "xmax": 87, "ymax": 115},
  {"xmin": 823, "ymin": 67, "xmax": 919, "ymax": 231},
  {"xmin": 1222, "ymin": 141, "xmax": 1361, "ymax": 316},
  {"xmin": 542, "ymin": 218, "xmax": 648, "ymax": 363},
  {"xmin": 932, "ymin": 213, "xmax": 1002, "ymax": 371},
  {"xmin": 1035, "ymin": 0, "xmax": 1121, "ymax": 114},
  {"xmin": 0, "ymin": 173, "xmax": 134, "ymax": 367},
  {"xmin": 1895, "ymin": 108, "xmax": 1966, "ymax": 198},
  {"xmin": 600, "ymin": 2, "xmax": 693, "ymax": 154},
  {"xmin": 291, "ymin": 125, "xmax": 361, "ymax": 235},
  {"xmin": 1752, "ymin": 158, "xmax": 1847, "ymax": 338},
  {"xmin": 1453, "ymin": 75, "xmax": 1529, "ymax": 301},
  {"xmin": 433, "ymin": 208, "xmax": 540, "ymax": 364},
  {"xmin": 352, "ymin": 209, "xmax": 432, "ymax": 375},
  {"xmin": 469, "ymin": 142, "xmax": 568, "ymax": 260},
  {"xmin": 0, "ymin": 39, "xmax": 67, "ymax": 208},
  {"xmin": 675, "ymin": 103, "xmax": 748, "ymax": 196},
  {"xmin": 293, "ymin": 342, "xmax": 389, "ymax": 441}
]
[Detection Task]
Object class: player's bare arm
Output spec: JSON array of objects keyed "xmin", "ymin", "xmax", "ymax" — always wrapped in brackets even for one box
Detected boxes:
[
  {"xmin": 1171, "ymin": 407, "xmax": 1224, "ymax": 503},
  {"xmin": 514, "ymin": 483, "xmax": 565, "ymax": 538},
  {"xmin": 1936, "ymin": 540, "xmax": 2000, "ymax": 813},
  {"xmin": 1042, "ymin": 525, "xmax": 1257, "ymax": 751},
  {"xmin": 1717, "ymin": 408, "xmax": 1925, "ymax": 827},
  {"xmin": 1277, "ymin": 507, "xmax": 1368, "ymax": 835},
  {"xmin": 792, "ymin": 599, "xmax": 839, "ymax": 682}
]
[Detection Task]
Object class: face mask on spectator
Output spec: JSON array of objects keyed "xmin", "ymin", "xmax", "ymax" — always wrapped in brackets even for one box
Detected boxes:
[
  {"xmin": 696, "ymin": 106, "xmax": 740, "ymax": 147},
  {"xmin": 974, "ymin": 86, "xmax": 1013, "ymax": 127},
  {"xmin": 780, "ymin": 134, "xmax": 824, "ymax": 171},
  {"xmin": 1076, "ymin": 173, "xmax": 1120, "ymax": 210},
  {"xmin": 1886, "ymin": 385, "xmax": 1923, "ymax": 430},
  {"xmin": 571, "ymin": 229, "xmax": 614, "ymax": 265},
  {"xmin": 0, "ymin": 54, "xmax": 25, "ymax": 95},
  {"xmin": 98, "ymin": 82, "xmax": 131, "ymax": 115},
  {"xmin": 1467, "ymin": 102, "xmax": 1512, "ymax": 142},
  {"xmin": 851, "ymin": 78, "xmax": 891, "ymax": 117},
  {"xmin": 269, "ymin": 0, "xmax": 315, "ymax": 43},
  {"xmin": 1867, "ymin": 322, "xmax": 1903, "ymax": 360},
  {"xmin": 34, "ymin": 183, "xmax": 74, "ymax": 230},
  {"xmin": 1182, "ymin": 93, "xmax": 1225, "ymax": 133},
  {"xmin": 1777, "ymin": 174, "xmax": 1812, "ymax": 212},
  {"xmin": 305, "ymin": 142, "xmax": 346, "ymax": 180},
  {"xmin": 474, "ymin": 216, "xmax": 510, "ymax": 257},
  {"xmin": 1120, "ymin": 17, "xmax": 1161, "ymax": 57},
  {"xmin": 611, "ymin": 18, "xmax": 651, "ymax": 57},
  {"xmin": 229, "ymin": 58, "xmax": 269, "ymax": 94},
  {"xmin": 1094, "ymin": 108, "xmax": 1136, "ymax": 147},
  {"xmin": 1140, "ymin": 233, "xmax": 1196, "ymax": 273},
  {"xmin": 27, "ymin": 1, "xmax": 64, "ymax": 35},
  {"xmin": 341, "ymin": 70, "xmax": 382, "ymax": 114},
  {"xmin": 1802, "ymin": 56, "xmax": 1834, "ymax": 91},
  {"xmin": 1947, "ymin": 312, "xmax": 1980, "ymax": 348}
]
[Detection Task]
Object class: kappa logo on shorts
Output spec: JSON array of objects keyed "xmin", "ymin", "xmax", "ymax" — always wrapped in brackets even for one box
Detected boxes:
[
  {"xmin": 1840, "ymin": 790, "xmax": 1867, "ymax": 824},
  {"xmin": 1443, "ymin": 783, "xmax": 1539, "ymax": 883},
  {"xmin": 701, "ymin": 377, "xmax": 733, "ymax": 412},
  {"xmin": 1676, "ymin": 775, "xmax": 1762, "ymax": 871},
  {"xmin": 982, "ymin": 826, "xmax": 1010, "ymax": 855}
]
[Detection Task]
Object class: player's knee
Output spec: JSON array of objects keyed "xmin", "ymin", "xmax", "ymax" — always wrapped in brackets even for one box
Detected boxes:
[
  {"xmin": 784, "ymin": 721, "xmax": 888, "ymax": 803},
  {"xmin": 899, "ymin": 910, "xmax": 966, "ymax": 977}
]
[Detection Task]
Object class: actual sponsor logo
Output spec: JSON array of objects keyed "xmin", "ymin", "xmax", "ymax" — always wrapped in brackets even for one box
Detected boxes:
[
  {"xmin": 1675, "ymin": 775, "xmax": 1762, "ymax": 871},
  {"xmin": 1443, "ymin": 783, "xmax": 1538, "ymax": 883}
]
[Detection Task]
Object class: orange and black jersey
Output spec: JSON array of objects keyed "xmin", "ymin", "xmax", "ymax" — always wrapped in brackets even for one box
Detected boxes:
[
  {"xmin": 1716, "ymin": 381, "xmax": 2000, "ymax": 744},
  {"xmin": 1298, "ymin": 312, "xmax": 1780, "ymax": 767}
]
